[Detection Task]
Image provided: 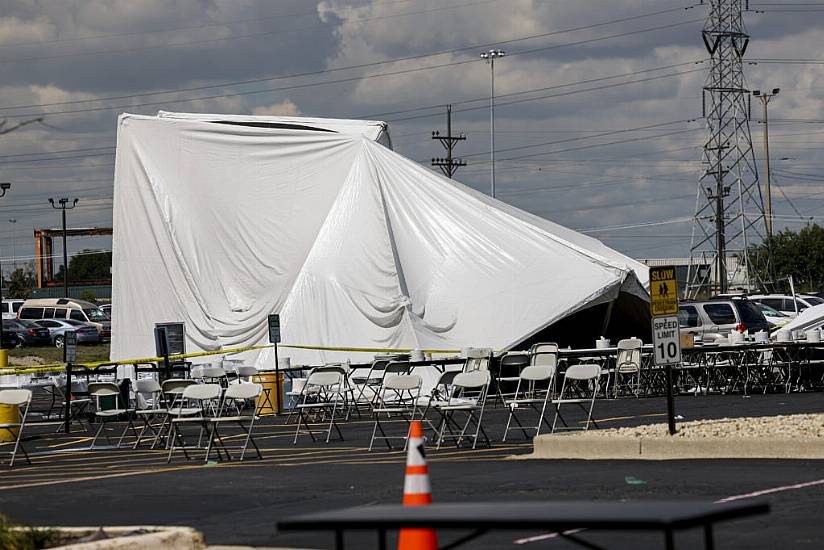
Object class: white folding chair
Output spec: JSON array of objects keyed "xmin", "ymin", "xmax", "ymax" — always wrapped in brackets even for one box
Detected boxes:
[
  {"xmin": 350, "ymin": 359, "xmax": 390, "ymax": 408},
  {"xmin": 52, "ymin": 377, "xmax": 92, "ymax": 434},
  {"xmin": 208, "ymin": 383, "xmax": 263, "ymax": 461},
  {"xmin": 235, "ymin": 366, "xmax": 258, "ymax": 383},
  {"xmin": 368, "ymin": 373, "xmax": 422, "ymax": 451},
  {"xmin": 433, "ymin": 370, "xmax": 491, "ymax": 450},
  {"xmin": 197, "ymin": 365, "xmax": 228, "ymax": 387},
  {"xmin": 502, "ymin": 364, "xmax": 556, "ymax": 441},
  {"xmin": 552, "ymin": 363, "xmax": 601, "ymax": 433},
  {"xmin": 133, "ymin": 378, "xmax": 168, "ymax": 449},
  {"xmin": 613, "ymin": 338, "xmax": 643, "ymax": 397},
  {"xmin": 293, "ymin": 369, "xmax": 346, "ymax": 444},
  {"xmin": 88, "ymin": 382, "xmax": 137, "ymax": 449},
  {"xmin": 0, "ymin": 389, "xmax": 32, "ymax": 466},
  {"xmin": 529, "ymin": 343, "xmax": 559, "ymax": 369},
  {"xmin": 495, "ymin": 352, "xmax": 529, "ymax": 406},
  {"xmin": 167, "ymin": 383, "xmax": 223, "ymax": 463},
  {"xmin": 463, "ymin": 349, "xmax": 492, "ymax": 372}
]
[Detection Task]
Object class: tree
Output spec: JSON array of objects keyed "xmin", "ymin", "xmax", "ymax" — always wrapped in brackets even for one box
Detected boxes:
[
  {"xmin": 750, "ymin": 224, "xmax": 824, "ymax": 293},
  {"xmin": 55, "ymin": 249, "xmax": 112, "ymax": 282},
  {"xmin": 6, "ymin": 267, "xmax": 36, "ymax": 299}
]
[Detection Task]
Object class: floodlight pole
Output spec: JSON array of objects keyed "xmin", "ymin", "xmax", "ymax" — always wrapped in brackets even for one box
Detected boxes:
[
  {"xmin": 752, "ymin": 88, "xmax": 780, "ymax": 239},
  {"xmin": 481, "ymin": 49, "xmax": 504, "ymax": 198},
  {"xmin": 49, "ymin": 198, "xmax": 79, "ymax": 299},
  {"xmin": 0, "ymin": 183, "xmax": 10, "ymax": 353}
]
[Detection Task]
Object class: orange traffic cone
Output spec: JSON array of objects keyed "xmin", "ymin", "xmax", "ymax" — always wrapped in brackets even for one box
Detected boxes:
[{"xmin": 398, "ymin": 420, "xmax": 438, "ymax": 550}]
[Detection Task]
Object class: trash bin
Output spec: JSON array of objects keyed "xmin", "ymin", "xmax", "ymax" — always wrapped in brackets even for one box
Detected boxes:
[
  {"xmin": 252, "ymin": 372, "xmax": 284, "ymax": 415},
  {"xmin": 0, "ymin": 403, "xmax": 18, "ymax": 442}
]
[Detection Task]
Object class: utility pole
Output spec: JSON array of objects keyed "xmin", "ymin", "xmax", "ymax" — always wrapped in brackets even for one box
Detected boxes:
[
  {"xmin": 687, "ymin": 0, "xmax": 767, "ymax": 296},
  {"xmin": 0, "ymin": 183, "xmax": 10, "ymax": 360},
  {"xmin": 431, "ymin": 105, "xmax": 467, "ymax": 178},
  {"xmin": 49, "ymin": 198, "xmax": 79, "ymax": 298},
  {"xmin": 481, "ymin": 49, "xmax": 504, "ymax": 198},
  {"xmin": 752, "ymin": 88, "xmax": 780, "ymax": 238}
]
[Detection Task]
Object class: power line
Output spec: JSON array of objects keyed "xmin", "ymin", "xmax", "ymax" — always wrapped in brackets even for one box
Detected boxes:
[
  {"xmin": 0, "ymin": 6, "xmax": 696, "ymax": 113},
  {"xmin": 1, "ymin": 15, "xmax": 703, "ymax": 119},
  {"xmin": 0, "ymin": 0, "xmax": 500, "ymax": 65}
]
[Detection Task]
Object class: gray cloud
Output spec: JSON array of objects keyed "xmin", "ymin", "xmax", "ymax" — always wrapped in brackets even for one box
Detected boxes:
[{"xmin": 1, "ymin": 0, "xmax": 823, "ymax": 270}]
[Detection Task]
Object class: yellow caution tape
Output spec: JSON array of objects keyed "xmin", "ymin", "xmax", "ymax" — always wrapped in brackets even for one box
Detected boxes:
[
  {"xmin": 279, "ymin": 344, "xmax": 464, "ymax": 354},
  {"xmin": 0, "ymin": 344, "xmax": 275, "ymax": 376},
  {"xmin": 0, "ymin": 342, "xmax": 478, "ymax": 376}
]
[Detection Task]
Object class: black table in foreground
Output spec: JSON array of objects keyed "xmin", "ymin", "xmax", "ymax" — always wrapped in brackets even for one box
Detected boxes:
[{"xmin": 277, "ymin": 500, "xmax": 769, "ymax": 550}]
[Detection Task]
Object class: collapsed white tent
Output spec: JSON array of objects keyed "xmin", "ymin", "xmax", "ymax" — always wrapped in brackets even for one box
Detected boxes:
[{"xmin": 111, "ymin": 112, "xmax": 649, "ymax": 367}]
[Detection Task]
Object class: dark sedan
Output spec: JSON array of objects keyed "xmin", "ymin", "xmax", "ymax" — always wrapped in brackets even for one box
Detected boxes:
[
  {"xmin": 1, "ymin": 328, "xmax": 18, "ymax": 348},
  {"xmin": 2, "ymin": 319, "xmax": 52, "ymax": 347}
]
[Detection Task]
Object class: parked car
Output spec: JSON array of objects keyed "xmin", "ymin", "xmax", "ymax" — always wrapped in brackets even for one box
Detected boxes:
[
  {"xmin": 1, "ymin": 325, "xmax": 20, "ymax": 348},
  {"xmin": 100, "ymin": 304, "xmax": 111, "ymax": 316},
  {"xmin": 678, "ymin": 297, "xmax": 772, "ymax": 343},
  {"xmin": 1, "ymin": 299, "xmax": 25, "ymax": 320},
  {"xmin": 747, "ymin": 294, "xmax": 824, "ymax": 318},
  {"xmin": 17, "ymin": 298, "xmax": 111, "ymax": 341},
  {"xmin": 753, "ymin": 302, "xmax": 791, "ymax": 328},
  {"xmin": 34, "ymin": 319, "xmax": 100, "ymax": 348},
  {"xmin": 2, "ymin": 319, "xmax": 52, "ymax": 347}
]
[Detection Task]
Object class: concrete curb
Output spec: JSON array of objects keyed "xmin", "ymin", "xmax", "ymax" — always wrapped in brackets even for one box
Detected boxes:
[
  {"xmin": 524, "ymin": 435, "xmax": 824, "ymax": 460},
  {"xmin": 47, "ymin": 526, "xmax": 205, "ymax": 549}
]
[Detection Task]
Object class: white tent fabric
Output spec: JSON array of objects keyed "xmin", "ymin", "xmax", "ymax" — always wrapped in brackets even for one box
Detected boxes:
[
  {"xmin": 111, "ymin": 113, "xmax": 648, "ymax": 368},
  {"xmin": 774, "ymin": 303, "xmax": 824, "ymax": 335},
  {"xmin": 156, "ymin": 110, "xmax": 391, "ymax": 147}
]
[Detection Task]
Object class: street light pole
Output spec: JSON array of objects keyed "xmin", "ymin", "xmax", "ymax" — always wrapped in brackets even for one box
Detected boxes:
[
  {"xmin": 49, "ymin": 198, "xmax": 79, "ymax": 298},
  {"xmin": 480, "ymin": 49, "xmax": 504, "ymax": 198},
  {"xmin": 752, "ymin": 88, "xmax": 780, "ymax": 239},
  {"xmin": 8, "ymin": 219, "xmax": 16, "ymax": 272},
  {"xmin": 0, "ymin": 183, "xmax": 10, "ymax": 355}
]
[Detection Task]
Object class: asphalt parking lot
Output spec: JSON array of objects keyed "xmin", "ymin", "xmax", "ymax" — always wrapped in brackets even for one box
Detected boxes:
[{"xmin": 1, "ymin": 393, "xmax": 822, "ymax": 549}]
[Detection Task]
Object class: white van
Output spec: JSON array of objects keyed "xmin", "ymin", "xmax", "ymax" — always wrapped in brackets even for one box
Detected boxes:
[
  {"xmin": 1, "ymin": 299, "xmax": 25, "ymax": 320},
  {"xmin": 17, "ymin": 298, "xmax": 111, "ymax": 341}
]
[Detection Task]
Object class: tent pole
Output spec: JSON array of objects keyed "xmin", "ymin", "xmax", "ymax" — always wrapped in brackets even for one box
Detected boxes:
[{"xmin": 600, "ymin": 299, "xmax": 615, "ymax": 337}]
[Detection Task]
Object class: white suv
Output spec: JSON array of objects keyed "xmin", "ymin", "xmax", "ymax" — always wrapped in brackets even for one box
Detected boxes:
[{"xmin": 748, "ymin": 294, "xmax": 824, "ymax": 318}]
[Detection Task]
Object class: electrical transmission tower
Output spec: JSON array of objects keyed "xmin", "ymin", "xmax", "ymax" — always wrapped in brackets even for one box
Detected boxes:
[
  {"xmin": 431, "ymin": 105, "xmax": 466, "ymax": 178},
  {"xmin": 686, "ymin": 0, "xmax": 768, "ymax": 297}
]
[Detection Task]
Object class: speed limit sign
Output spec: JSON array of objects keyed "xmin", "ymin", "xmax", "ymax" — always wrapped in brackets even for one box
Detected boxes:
[{"xmin": 652, "ymin": 315, "xmax": 681, "ymax": 365}]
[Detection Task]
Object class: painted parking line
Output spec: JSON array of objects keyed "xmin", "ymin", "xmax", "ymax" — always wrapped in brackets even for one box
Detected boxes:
[
  {"xmin": 716, "ymin": 478, "xmax": 824, "ymax": 503},
  {"xmin": 512, "ymin": 477, "xmax": 824, "ymax": 545},
  {"xmin": 0, "ymin": 464, "xmax": 205, "ymax": 491}
]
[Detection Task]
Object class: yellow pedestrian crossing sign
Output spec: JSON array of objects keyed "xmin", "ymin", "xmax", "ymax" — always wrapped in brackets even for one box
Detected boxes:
[{"xmin": 649, "ymin": 266, "xmax": 679, "ymax": 316}]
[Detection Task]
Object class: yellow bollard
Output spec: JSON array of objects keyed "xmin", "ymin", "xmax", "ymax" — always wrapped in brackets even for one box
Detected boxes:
[
  {"xmin": 252, "ymin": 372, "xmax": 283, "ymax": 415},
  {"xmin": 0, "ymin": 348, "xmax": 7, "ymax": 369},
  {"xmin": 0, "ymin": 404, "xmax": 18, "ymax": 442}
]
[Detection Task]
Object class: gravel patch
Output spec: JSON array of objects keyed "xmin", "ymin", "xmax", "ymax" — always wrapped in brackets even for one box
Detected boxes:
[
  {"xmin": 8, "ymin": 355, "xmax": 47, "ymax": 367},
  {"xmin": 578, "ymin": 414, "xmax": 824, "ymax": 439}
]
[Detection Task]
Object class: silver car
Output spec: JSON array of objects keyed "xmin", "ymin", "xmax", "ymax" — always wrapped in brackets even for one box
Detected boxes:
[{"xmin": 34, "ymin": 319, "xmax": 100, "ymax": 348}]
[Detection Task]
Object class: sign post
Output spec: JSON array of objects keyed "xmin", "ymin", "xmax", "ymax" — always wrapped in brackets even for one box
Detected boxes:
[
  {"xmin": 649, "ymin": 266, "xmax": 681, "ymax": 435},
  {"xmin": 63, "ymin": 331, "xmax": 78, "ymax": 434},
  {"xmin": 268, "ymin": 314, "xmax": 282, "ymax": 414}
]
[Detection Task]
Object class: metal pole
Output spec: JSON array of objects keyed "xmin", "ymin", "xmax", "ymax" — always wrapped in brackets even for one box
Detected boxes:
[
  {"xmin": 762, "ymin": 97, "xmax": 773, "ymax": 238},
  {"xmin": 0, "ymin": 184, "xmax": 10, "ymax": 355},
  {"xmin": 61, "ymin": 206, "xmax": 68, "ymax": 298},
  {"xmin": 274, "ymin": 343, "xmax": 282, "ymax": 414},
  {"xmin": 666, "ymin": 365, "xmax": 677, "ymax": 435},
  {"xmin": 64, "ymin": 362, "xmax": 72, "ymax": 434},
  {"xmin": 490, "ymin": 56, "xmax": 496, "ymax": 198},
  {"xmin": 8, "ymin": 219, "xmax": 15, "ymax": 272},
  {"xmin": 716, "ymin": 172, "xmax": 727, "ymax": 294},
  {"xmin": 447, "ymin": 105, "xmax": 453, "ymax": 176}
]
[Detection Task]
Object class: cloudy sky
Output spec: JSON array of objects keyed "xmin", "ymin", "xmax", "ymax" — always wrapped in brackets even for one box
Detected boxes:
[{"xmin": 0, "ymin": 0, "xmax": 822, "ymax": 276}]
